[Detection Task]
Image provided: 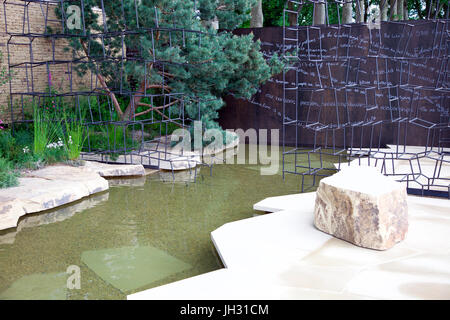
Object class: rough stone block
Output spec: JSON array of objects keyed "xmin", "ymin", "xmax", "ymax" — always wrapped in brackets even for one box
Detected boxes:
[{"xmin": 314, "ymin": 167, "xmax": 408, "ymax": 250}]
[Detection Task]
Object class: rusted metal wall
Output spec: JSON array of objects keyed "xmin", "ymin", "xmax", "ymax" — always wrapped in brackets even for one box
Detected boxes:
[{"xmin": 219, "ymin": 22, "xmax": 449, "ymax": 147}]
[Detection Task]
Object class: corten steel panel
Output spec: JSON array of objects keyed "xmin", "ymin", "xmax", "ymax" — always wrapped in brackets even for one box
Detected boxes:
[{"xmin": 219, "ymin": 22, "xmax": 449, "ymax": 148}]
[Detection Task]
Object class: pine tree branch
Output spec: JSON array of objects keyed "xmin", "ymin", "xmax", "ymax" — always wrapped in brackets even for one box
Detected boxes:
[
  {"xmin": 190, "ymin": 58, "xmax": 215, "ymax": 65},
  {"xmin": 79, "ymin": 39, "xmax": 124, "ymax": 119},
  {"xmin": 158, "ymin": 71, "xmax": 175, "ymax": 78},
  {"xmin": 136, "ymin": 102, "xmax": 183, "ymax": 128},
  {"xmin": 121, "ymin": 62, "xmax": 155, "ymax": 120},
  {"xmin": 135, "ymin": 99, "xmax": 180, "ymax": 118},
  {"xmin": 146, "ymin": 84, "xmax": 172, "ymax": 91}
]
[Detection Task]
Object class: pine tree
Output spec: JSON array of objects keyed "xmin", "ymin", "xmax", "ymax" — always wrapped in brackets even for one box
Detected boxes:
[{"xmin": 62, "ymin": 0, "xmax": 282, "ymax": 132}]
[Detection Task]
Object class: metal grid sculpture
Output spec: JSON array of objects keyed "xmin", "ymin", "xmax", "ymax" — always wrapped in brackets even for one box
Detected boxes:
[
  {"xmin": 282, "ymin": 0, "xmax": 450, "ymax": 197},
  {"xmin": 3, "ymin": 0, "xmax": 212, "ymax": 177}
]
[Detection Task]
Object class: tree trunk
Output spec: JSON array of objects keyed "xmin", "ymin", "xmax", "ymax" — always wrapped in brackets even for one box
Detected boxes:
[
  {"xmin": 397, "ymin": 0, "xmax": 404, "ymax": 20},
  {"xmin": 287, "ymin": 1, "xmax": 297, "ymax": 27},
  {"xmin": 356, "ymin": 0, "xmax": 365, "ymax": 22},
  {"xmin": 380, "ymin": 0, "xmax": 388, "ymax": 21},
  {"xmin": 250, "ymin": 0, "xmax": 264, "ymax": 28},
  {"xmin": 403, "ymin": 0, "xmax": 408, "ymax": 20},
  {"xmin": 202, "ymin": 17, "xmax": 219, "ymax": 30},
  {"xmin": 390, "ymin": 0, "xmax": 398, "ymax": 20},
  {"xmin": 342, "ymin": 1, "xmax": 353, "ymax": 23},
  {"xmin": 313, "ymin": 3, "xmax": 326, "ymax": 25}
]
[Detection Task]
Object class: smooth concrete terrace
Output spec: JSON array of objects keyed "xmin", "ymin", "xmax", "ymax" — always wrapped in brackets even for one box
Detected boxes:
[{"xmin": 128, "ymin": 192, "xmax": 450, "ymax": 300}]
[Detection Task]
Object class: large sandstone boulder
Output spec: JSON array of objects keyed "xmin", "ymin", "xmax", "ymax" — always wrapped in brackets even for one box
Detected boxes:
[{"xmin": 314, "ymin": 167, "xmax": 408, "ymax": 250}]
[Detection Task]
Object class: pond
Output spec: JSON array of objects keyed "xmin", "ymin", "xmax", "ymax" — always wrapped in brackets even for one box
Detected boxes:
[{"xmin": 0, "ymin": 145, "xmax": 335, "ymax": 300}]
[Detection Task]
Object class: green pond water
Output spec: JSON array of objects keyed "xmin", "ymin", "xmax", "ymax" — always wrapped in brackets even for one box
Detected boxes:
[{"xmin": 0, "ymin": 146, "xmax": 336, "ymax": 300}]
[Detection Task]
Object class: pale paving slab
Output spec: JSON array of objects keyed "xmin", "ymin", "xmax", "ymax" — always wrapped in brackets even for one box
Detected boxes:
[
  {"xmin": 128, "ymin": 268, "xmax": 371, "ymax": 300},
  {"xmin": 0, "ymin": 272, "xmax": 68, "ymax": 300},
  {"xmin": 81, "ymin": 246, "xmax": 191, "ymax": 293},
  {"xmin": 0, "ymin": 165, "xmax": 109, "ymax": 230},
  {"xmin": 211, "ymin": 209, "xmax": 331, "ymax": 269},
  {"xmin": 253, "ymin": 192, "xmax": 317, "ymax": 212},
  {"xmin": 343, "ymin": 253, "xmax": 450, "ymax": 299},
  {"xmin": 337, "ymin": 145, "xmax": 450, "ymax": 193},
  {"xmin": 386, "ymin": 144, "xmax": 450, "ymax": 154},
  {"xmin": 129, "ymin": 192, "xmax": 450, "ymax": 300}
]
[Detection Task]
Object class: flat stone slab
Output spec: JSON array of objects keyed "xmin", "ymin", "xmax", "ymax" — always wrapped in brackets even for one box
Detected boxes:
[
  {"xmin": 81, "ymin": 151, "xmax": 200, "ymax": 171},
  {"xmin": 128, "ymin": 268, "xmax": 369, "ymax": 300},
  {"xmin": 253, "ymin": 192, "xmax": 317, "ymax": 212},
  {"xmin": 337, "ymin": 145, "xmax": 450, "ymax": 193},
  {"xmin": 81, "ymin": 246, "xmax": 191, "ymax": 293},
  {"xmin": 0, "ymin": 193, "xmax": 109, "ymax": 245},
  {"xmin": 0, "ymin": 272, "xmax": 68, "ymax": 300},
  {"xmin": 0, "ymin": 165, "xmax": 109, "ymax": 231},
  {"xmin": 107, "ymin": 176, "xmax": 147, "ymax": 187},
  {"xmin": 81, "ymin": 133, "xmax": 239, "ymax": 171},
  {"xmin": 82, "ymin": 161, "xmax": 145, "ymax": 177},
  {"xmin": 129, "ymin": 193, "xmax": 450, "ymax": 300}
]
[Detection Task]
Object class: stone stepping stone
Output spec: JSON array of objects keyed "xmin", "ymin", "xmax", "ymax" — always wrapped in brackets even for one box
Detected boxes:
[
  {"xmin": 0, "ymin": 272, "xmax": 67, "ymax": 300},
  {"xmin": 81, "ymin": 246, "xmax": 191, "ymax": 293}
]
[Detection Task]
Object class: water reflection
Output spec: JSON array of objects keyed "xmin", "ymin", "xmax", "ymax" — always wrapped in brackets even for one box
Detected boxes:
[
  {"xmin": 0, "ymin": 193, "xmax": 109, "ymax": 245},
  {"xmin": 0, "ymin": 145, "xmax": 333, "ymax": 300}
]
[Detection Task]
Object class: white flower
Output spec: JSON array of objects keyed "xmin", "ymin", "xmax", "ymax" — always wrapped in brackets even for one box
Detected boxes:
[
  {"xmin": 23, "ymin": 146, "xmax": 30, "ymax": 154},
  {"xmin": 46, "ymin": 139, "xmax": 65, "ymax": 149}
]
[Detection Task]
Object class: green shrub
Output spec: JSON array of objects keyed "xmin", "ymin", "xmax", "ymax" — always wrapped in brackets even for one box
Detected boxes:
[
  {"xmin": 0, "ymin": 130, "xmax": 39, "ymax": 170},
  {"xmin": 43, "ymin": 138, "xmax": 68, "ymax": 163},
  {"xmin": 86, "ymin": 124, "xmax": 140, "ymax": 161},
  {"xmin": 33, "ymin": 107, "xmax": 61, "ymax": 160},
  {"xmin": 0, "ymin": 157, "xmax": 19, "ymax": 189},
  {"xmin": 63, "ymin": 110, "xmax": 87, "ymax": 161},
  {"xmin": 0, "ymin": 130, "xmax": 17, "ymax": 160}
]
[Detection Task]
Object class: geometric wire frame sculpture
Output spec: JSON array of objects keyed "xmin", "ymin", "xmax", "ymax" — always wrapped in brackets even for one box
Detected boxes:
[
  {"xmin": 282, "ymin": 0, "xmax": 450, "ymax": 198},
  {"xmin": 3, "ymin": 0, "xmax": 213, "ymax": 179}
]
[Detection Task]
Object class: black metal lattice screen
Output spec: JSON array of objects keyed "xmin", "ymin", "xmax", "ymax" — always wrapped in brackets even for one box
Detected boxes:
[
  {"xmin": 3, "ymin": 0, "xmax": 211, "ymax": 173},
  {"xmin": 282, "ymin": 0, "xmax": 449, "ymax": 197}
]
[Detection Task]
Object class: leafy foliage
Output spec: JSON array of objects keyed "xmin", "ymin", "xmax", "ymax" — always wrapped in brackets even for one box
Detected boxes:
[
  {"xmin": 260, "ymin": 0, "xmax": 448, "ymax": 27},
  {"xmin": 0, "ymin": 157, "xmax": 19, "ymax": 189},
  {"xmin": 262, "ymin": 0, "xmax": 285, "ymax": 27},
  {"xmin": 0, "ymin": 130, "xmax": 37, "ymax": 169},
  {"xmin": 60, "ymin": 0, "xmax": 282, "ymax": 132},
  {"xmin": 198, "ymin": 0, "xmax": 259, "ymax": 29},
  {"xmin": 33, "ymin": 107, "xmax": 61, "ymax": 160},
  {"xmin": 63, "ymin": 110, "xmax": 88, "ymax": 161}
]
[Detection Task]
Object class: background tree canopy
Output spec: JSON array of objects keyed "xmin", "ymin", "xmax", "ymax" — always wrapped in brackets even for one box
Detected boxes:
[{"xmin": 257, "ymin": 0, "xmax": 448, "ymax": 27}]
